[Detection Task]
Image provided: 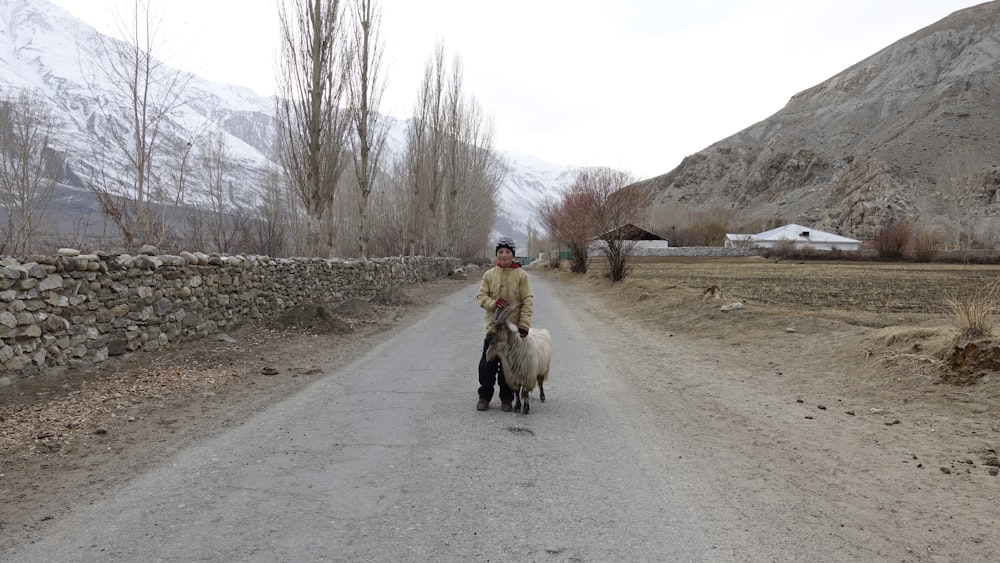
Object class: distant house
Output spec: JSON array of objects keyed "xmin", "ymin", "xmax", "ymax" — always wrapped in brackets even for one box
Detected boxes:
[
  {"xmin": 723, "ymin": 234, "xmax": 755, "ymax": 248},
  {"xmin": 589, "ymin": 223, "xmax": 670, "ymax": 256},
  {"xmin": 725, "ymin": 224, "xmax": 862, "ymax": 252}
]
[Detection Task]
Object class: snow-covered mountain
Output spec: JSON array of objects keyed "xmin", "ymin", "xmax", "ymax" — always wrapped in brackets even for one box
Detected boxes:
[
  {"xmin": 0, "ymin": 0, "xmax": 570, "ymax": 253},
  {"xmin": 0, "ymin": 0, "xmax": 277, "ymax": 198},
  {"xmin": 495, "ymin": 150, "xmax": 576, "ymax": 251}
]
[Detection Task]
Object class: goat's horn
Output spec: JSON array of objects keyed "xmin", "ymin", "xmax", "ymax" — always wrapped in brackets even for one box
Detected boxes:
[{"xmin": 496, "ymin": 301, "xmax": 520, "ymax": 323}]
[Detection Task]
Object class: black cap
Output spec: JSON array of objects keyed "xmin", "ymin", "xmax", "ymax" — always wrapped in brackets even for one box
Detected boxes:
[{"xmin": 495, "ymin": 236, "xmax": 516, "ymax": 255}]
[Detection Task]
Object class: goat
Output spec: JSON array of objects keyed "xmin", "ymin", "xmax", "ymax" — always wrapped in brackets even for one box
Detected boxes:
[{"xmin": 485, "ymin": 301, "xmax": 551, "ymax": 414}]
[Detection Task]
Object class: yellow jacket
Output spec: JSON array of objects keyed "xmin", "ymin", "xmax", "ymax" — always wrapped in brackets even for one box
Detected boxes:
[{"xmin": 476, "ymin": 263, "xmax": 533, "ymax": 335}]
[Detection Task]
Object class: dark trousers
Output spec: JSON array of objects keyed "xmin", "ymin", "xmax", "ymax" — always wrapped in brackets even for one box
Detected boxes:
[{"xmin": 478, "ymin": 339, "xmax": 514, "ymax": 402}]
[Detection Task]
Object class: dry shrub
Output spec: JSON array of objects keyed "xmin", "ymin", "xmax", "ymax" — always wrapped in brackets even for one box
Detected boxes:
[
  {"xmin": 763, "ymin": 239, "xmax": 801, "ymax": 261},
  {"xmin": 687, "ymin": 220, "xmax": 730, "ymax": 246},
  {"xmin": 947, "ymin": 283, "xmax": 999, "ymax": 342},
  {"xmin": 872, "ymin": 219, "xmax": 910, "ymax": 261},
  {"xmin": 910, "ymin": 228, "xmax": 941, "ymax": 262}
]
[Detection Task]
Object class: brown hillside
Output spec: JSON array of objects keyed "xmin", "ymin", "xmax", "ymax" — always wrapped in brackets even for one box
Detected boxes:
[{"xmin": 639, "ymin": 1, "xmax": 1000, "ymax": 241}]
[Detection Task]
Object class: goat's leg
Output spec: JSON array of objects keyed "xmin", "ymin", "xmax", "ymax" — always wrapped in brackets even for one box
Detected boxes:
[
  {"xmin": 521, "ymin": 388, "xmax": 530, "ymax": 415},
  {"xmin": 513, "ymin": 387, "xmax": 522, "ymax": 413},
  {"xmin": 538, "ymin": 377, "xmax": 545, "ymax": 402}
]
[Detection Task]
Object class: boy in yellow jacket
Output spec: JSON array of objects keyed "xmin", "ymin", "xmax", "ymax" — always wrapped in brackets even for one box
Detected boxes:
[{"xmin": 475, "ymin": 236, "xmax": 533, "ymax": 411}]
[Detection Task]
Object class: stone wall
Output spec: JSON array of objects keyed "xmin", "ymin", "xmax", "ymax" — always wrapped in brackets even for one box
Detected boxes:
[
  {"xmin": 642, "ymin": 246, "xmax": 763, "ymax": 257},
  {"xmin": 0, "ymin": 249, "xmax": 460, "ymax": 376},
  {"xmin": 541, "ymin": 247, "xmax": 763, "ymax": 262}
]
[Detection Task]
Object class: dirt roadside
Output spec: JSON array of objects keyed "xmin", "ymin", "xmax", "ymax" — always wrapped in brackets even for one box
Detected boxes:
[
  {"xmin": 2, "ymin": 261, "xmax": 999, "ymax": 559},
  {"xmin": 0, "ymin": 275, "xmax": 477, "ymax": 551},
  {"xmin": 562, "ymin": 257, "xmax": 1000, "ymax": 560}
]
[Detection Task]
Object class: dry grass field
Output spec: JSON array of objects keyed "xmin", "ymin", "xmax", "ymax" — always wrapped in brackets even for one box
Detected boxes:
[
  {"xmin": 540, "ymin": 255, "xmax": 1000, "ymax": 393},
  {"xmin": 623, "ymin": 255, "xmax": 1000, "ymax": 316}
]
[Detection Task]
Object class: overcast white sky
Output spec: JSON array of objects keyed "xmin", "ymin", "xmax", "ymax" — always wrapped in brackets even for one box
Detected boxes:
[{"xmin": 51, "ymin": 0, "xmax": 985, "ymax": 179}]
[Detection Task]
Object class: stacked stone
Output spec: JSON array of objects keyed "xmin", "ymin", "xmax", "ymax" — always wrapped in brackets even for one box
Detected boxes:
[{"xmin": 0, "ymin": 247, "xmax": 459, "ymax": 377}]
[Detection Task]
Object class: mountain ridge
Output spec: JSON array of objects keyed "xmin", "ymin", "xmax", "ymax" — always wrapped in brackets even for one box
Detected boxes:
[
  {"xmin": 639, "ymin": 1, "xmax": 1000, "ymax": 242},
  {"xmin": 0, "ymin": 0, "xmax": 570, "ymax": 254}
]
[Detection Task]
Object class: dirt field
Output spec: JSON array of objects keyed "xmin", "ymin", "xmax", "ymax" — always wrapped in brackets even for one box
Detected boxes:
[
  {"xmin": 3, "ymin": 256, "xmax": 1000, "ymax": 557},
  {"xmin": 626, "ymin": 255, "xmax": 1000, "ymax": 315},
  {"xmin": 573, "ymin": 256, "xmax": 1000, "ymax": 391}
]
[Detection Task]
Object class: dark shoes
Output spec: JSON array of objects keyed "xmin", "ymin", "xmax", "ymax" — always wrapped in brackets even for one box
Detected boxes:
[{"xmin": 477, "ymin": 400, "xmax": 513, "ymax": 412}]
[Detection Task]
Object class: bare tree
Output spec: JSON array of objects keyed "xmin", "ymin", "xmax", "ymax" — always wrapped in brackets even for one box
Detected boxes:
[
  {"xmin": 183, "ymin": 129, "xmax": 247, "ymax": 254},
  {"xmin": 368, "ymin": 157, "xmax": 413, "ymax": 257},
  {"xmin": 276, "ymin": 0, "xmax": 351, "ymax": 258},
  {"xmin": 193, "ymin": 129, "xmax": 242, "ymax": 253},
  {"xmin": 910, "ymin": 223, "xmax": 942, "ymax": 262},
  {"xmin": 649, "ymin": 203, "xmax": 735, "ymax": 247},
  {"xmin": 526, "ymin": 223, "xmax": 541, "ymax": 261},
  {"xmin": 589, "ymin": 169, "xmax": 647, "ymax": 281},
  {"xmin": 944, "ymin": 174, "xmax": 971, "ymax": 254},
  {"xmin": 538, "ymin": 185, "xmax": 594, "ymax": 274},
  {"xmin": 403, "ymin": 44, "xmax": 447, "ymax": 256},
  {"xmin": 443, "ymin": 62, "xmax": 504, "ymax": 259},
  {"xmin": 86, "ymin": 0, "xmax": 192, "ymax": 250},
  {"xmin": 0, "ymin": 89, "xmax": 63, "ymax": 256},
  {"xmin": 328, "ymin": 175, "xmax": 360, "ymax": 257},
  {"xmin": 399, "ymin": 44, "xmax": 503, "ymax": 258},
  {"xmin": 938, "ymin": 150, "xmax": 982, "ymax": 257},
  {"xmin": 872, "ymin": 217, "xmax": 910, "ymax": 261},
  {"xmin": 249, "ymin": 166, "xmax": 293, "ymax": 257},
  {"xmin": 345, "ymin": 0, "xmax": 388, "ymax": 259},
  {"xmin": 539, "ymin": 167, "xmax": 646, "ymax": 279}
]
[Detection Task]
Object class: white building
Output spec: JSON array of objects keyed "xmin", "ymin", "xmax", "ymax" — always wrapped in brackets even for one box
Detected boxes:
[{"xmin": 725, "ymin": 224, "xmax": 863, "ymax": 252}]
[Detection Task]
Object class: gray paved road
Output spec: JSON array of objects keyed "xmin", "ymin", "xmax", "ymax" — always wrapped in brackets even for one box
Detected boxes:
[{"xmin": 6, "ymin": 276, "xmax": 870, "ymax": 562}]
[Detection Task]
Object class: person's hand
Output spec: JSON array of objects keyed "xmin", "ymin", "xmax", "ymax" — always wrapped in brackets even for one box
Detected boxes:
[
  {"xmin": 518, "ymin": 327, "xmax": 529, "ymax": 338},
  {"xmin": 495, "ymin": 298, "xmax": 506, "ymax": 310}
]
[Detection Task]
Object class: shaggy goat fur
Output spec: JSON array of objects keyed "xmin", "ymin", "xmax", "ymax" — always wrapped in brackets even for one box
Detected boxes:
[{"xmin": 485, "ymin": 302, "xmax": 551, "ymax": 414}]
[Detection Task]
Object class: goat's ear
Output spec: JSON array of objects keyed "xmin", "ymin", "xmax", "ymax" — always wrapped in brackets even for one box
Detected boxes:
[{"xmin": 506, "ymin": 321, "xmax": 519, "ymax": 333}]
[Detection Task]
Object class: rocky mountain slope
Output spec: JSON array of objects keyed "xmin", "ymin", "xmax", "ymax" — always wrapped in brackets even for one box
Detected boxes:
[
  {"xmin": 638, "ymin": 1, "xmax": 1000, "ymax": 241},
  {"xmin": 0, "ymin": 0, "xmax": 568, "ymax": 253}
]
